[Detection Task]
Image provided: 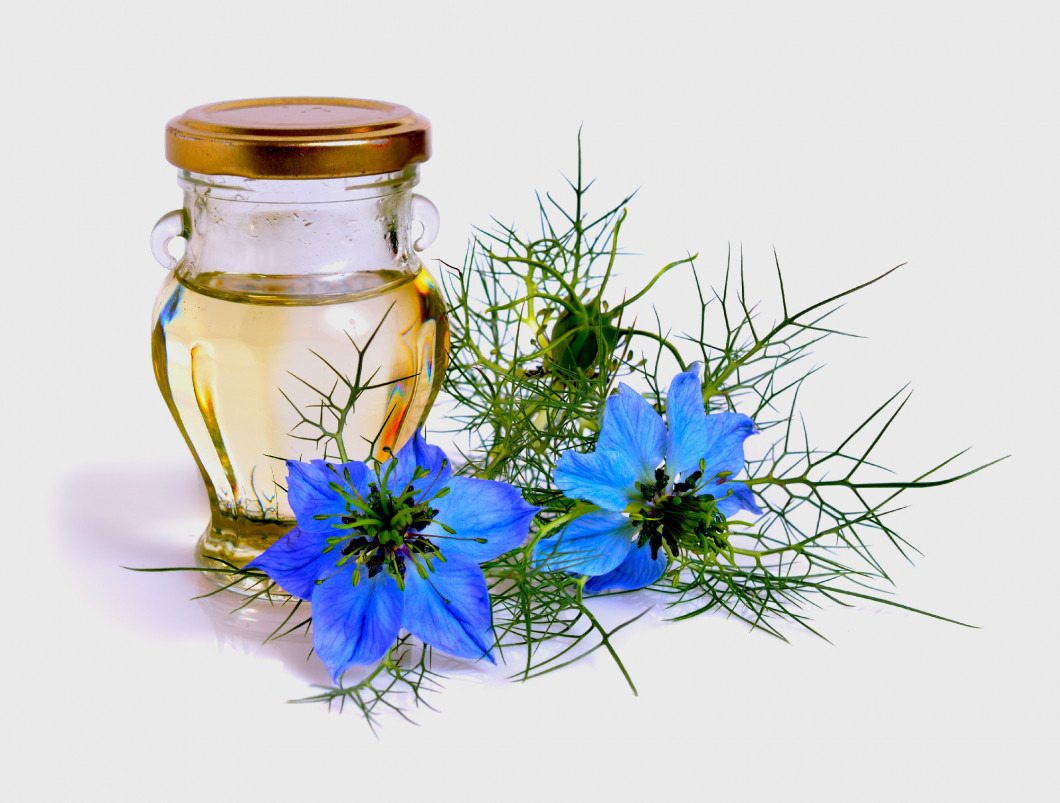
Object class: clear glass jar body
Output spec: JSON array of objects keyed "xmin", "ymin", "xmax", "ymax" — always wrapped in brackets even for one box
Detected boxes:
[{"xmin": 150, "ymin": 166, "xmax": 448, "ymax": 574}]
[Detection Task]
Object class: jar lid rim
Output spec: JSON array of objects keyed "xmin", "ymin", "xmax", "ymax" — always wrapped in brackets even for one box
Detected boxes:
[{"xmin": 166, "ymin": 97, "xmax": 431, "ymax": 179}]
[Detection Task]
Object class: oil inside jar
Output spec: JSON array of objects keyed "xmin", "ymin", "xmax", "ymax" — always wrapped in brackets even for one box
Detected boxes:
[{"xmin": 151, "ymin": 268, "xmax": 448, "ymax": 576}]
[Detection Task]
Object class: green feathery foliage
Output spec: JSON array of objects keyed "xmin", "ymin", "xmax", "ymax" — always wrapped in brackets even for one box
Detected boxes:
[{"xmin": 439, "ymin": 138, "xmax": 997, "ymax": 686}]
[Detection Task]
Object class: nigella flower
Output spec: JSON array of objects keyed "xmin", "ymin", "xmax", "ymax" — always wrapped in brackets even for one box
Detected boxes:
[
  {"xmin": 534, "ymin": 363, "xmax": 761, "ymax": 593},
  {"xmin": 249, "ymin": 432, "xmax": 537, "ymax": 683}
]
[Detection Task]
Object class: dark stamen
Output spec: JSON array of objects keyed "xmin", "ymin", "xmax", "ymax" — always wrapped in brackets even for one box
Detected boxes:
[{"xmin": 634, "ymin": 483, "xmax": 729, "ymax": 564}]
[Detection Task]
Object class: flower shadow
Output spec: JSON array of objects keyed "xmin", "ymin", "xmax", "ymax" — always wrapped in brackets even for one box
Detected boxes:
[
  {"xmin": 196, "ymin": 579, "xmax": 508, "ymax": 690},
  {"xmin": 191, "ymin": 577, "xmax": 331, "ymax": 686}
]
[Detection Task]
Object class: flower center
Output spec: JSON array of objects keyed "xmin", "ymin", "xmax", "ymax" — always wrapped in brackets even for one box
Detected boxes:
[
  {"xmin": 632, "ymin": 468, "xmax": 730, "ymax": 561},
  {"xmin": 322, "ymin": 462, "xmax": 449, "ymax": 587}
]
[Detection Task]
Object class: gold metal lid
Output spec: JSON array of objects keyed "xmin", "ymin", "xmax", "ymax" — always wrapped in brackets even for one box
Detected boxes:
[{"xmin": 165, "ymin": 97, "xmax": 431, "ymax": 179}]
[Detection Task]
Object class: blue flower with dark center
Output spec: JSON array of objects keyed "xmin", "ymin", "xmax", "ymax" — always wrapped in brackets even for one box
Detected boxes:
[
  {"xmin": 534, "ymin": 363, "xmax": 762, "ymax": 593},
  {"xmin": 248, "ymin": 432, "xmax": 538, "ymax": 683}
]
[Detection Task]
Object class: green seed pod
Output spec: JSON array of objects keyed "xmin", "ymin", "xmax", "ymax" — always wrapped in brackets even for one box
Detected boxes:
[{"xmin": 547, "ymin": 299, "xmax": 623, "ymax": 374}]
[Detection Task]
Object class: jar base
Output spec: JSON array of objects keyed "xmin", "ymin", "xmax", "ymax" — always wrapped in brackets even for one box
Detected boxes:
[{"xmin": 195, "ymin": 514, "xmax": 296, "ymax": 596}]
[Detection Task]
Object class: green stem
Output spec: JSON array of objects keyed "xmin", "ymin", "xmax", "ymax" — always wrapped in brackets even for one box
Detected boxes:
[{"xmin": 627, "ymin": 329, "xmax": 688, "ymax": 371}]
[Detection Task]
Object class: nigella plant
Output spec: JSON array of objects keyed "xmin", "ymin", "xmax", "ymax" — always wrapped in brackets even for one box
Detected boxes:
[
  {"xmin": 133, "ymin": 138, "xmax": 999, "ymax": 725},
  {"xmin": 248, "ymin": 431, "xmax": 538, "ymax": 683},
  {"xmin": 534, "ymin": 364, "xmax": 761, "ymax": 592}
]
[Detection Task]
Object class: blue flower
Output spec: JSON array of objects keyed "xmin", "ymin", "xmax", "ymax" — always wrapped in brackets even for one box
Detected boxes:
[
  {"xmin": 534, "ymin": 363, "xmax": 761, "ymax": 593},
  {"xmin": 249, "ymin": 432, "xmax": 538, "ymax": 683}
]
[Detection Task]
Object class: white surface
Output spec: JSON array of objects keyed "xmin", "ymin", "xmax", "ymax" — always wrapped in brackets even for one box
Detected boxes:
[{"xmin": 3, "ymin": 2, "xmax": 1058, "ymax": 801}]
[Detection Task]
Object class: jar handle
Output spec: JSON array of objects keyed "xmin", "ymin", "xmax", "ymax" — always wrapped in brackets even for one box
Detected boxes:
[
  {"xmin": 150, "ymin": 209, "xmax": 187, "ymax": 270},
  {"xmin": 411, "ymin": 194, "xmax": 440, "ymax": 252}
]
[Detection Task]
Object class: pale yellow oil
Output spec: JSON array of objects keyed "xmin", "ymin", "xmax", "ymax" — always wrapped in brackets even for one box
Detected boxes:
[{"xmin": 151, "ymin": 268, "xmax": 448, "ymax": 571}]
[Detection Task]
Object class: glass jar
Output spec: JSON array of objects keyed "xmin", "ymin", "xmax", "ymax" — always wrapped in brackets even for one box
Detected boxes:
[{"xmin": 150, "ymin": 98, "xmax": 449, "ymax": 581}]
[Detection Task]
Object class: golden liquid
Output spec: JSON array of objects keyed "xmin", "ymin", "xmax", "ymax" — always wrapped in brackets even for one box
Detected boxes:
[{"xmin": 151, "ymin": 268, "xmax": 448, "ymax": 570}]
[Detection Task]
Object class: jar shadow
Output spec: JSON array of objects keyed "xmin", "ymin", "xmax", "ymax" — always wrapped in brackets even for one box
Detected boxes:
[
  {"xmin": 54, "ymin": 462, "xmax": 210, "ymax": 638},
  {"xmin": 54, "ymin": 462, "xmax": 502, "ymax": 691}
]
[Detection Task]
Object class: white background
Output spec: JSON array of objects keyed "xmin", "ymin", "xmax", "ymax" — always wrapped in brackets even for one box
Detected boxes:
[{"xmin": 3, "ymin": 2, "xmax": 1058, "ymax": 801}]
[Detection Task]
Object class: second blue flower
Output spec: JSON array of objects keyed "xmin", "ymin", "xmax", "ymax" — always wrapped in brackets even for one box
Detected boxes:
[{"xmin": 535, "ymin": 364, "xmax": 762, "ymax": 593}]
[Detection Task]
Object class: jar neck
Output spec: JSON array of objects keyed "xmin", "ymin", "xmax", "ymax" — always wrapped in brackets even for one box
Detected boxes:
[{"xmin": 178, "ymin": 167, "xmax": 422, "ymax": 278}]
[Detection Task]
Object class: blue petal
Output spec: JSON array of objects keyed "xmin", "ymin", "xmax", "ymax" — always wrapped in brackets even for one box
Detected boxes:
[
  {"xmin": 311, "ymin": 566, "xmax": 403, "ymax": 684},
  {"xmin": 246, "ymin": 526, "xmax": 332, "ymax": 601},
  {"xmin": 665, "ymin": 365, "xmax": 758, "ymax": 481},
  {"xmin": 595, "ymin": 384, "xmax": 666, "ymax": 485},
  {"xmin": 534, "ymin": 509, "xmax": 637, "ymax": 576},
  {"xmin": 695, "ymin": 413, "xmax": 757, "ymax": 482},
  {"xmin": 665, "ymin": 363, "xmax": 711, "ymax": 479},
  {"xmin": 402, "ymin": 556, "xmax": 495, "ymax": 662},
  {"xmin": 388, "ymin": 430, "xmax": 452, "ymax": 503},
  {"xmin": 553, "ymin": 447, "xmax": 642, "ymax": 511},
  {"xmin": 584, "ymin": 544, "xmax": 668, "ymax": 594},
  {"xmin": 705, "ymin": 480, "xmax": 763, "ymax": 518},
  {"xmin": 286, "ymin": 459, "xmax": 369, "ymax": 533},
  {"xmin": 421, "ymin": 477, "xmax": 538, "ymax": 562}
]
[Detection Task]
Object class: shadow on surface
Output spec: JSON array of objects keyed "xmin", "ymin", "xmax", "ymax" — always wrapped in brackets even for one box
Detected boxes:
[
  {"xmin": 54, "ymin": 462, "xmax": 209, "ymax": 637},
  {"xmin": 52, "ymin": 462, "xmax": 497, "ymax": 695}
]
